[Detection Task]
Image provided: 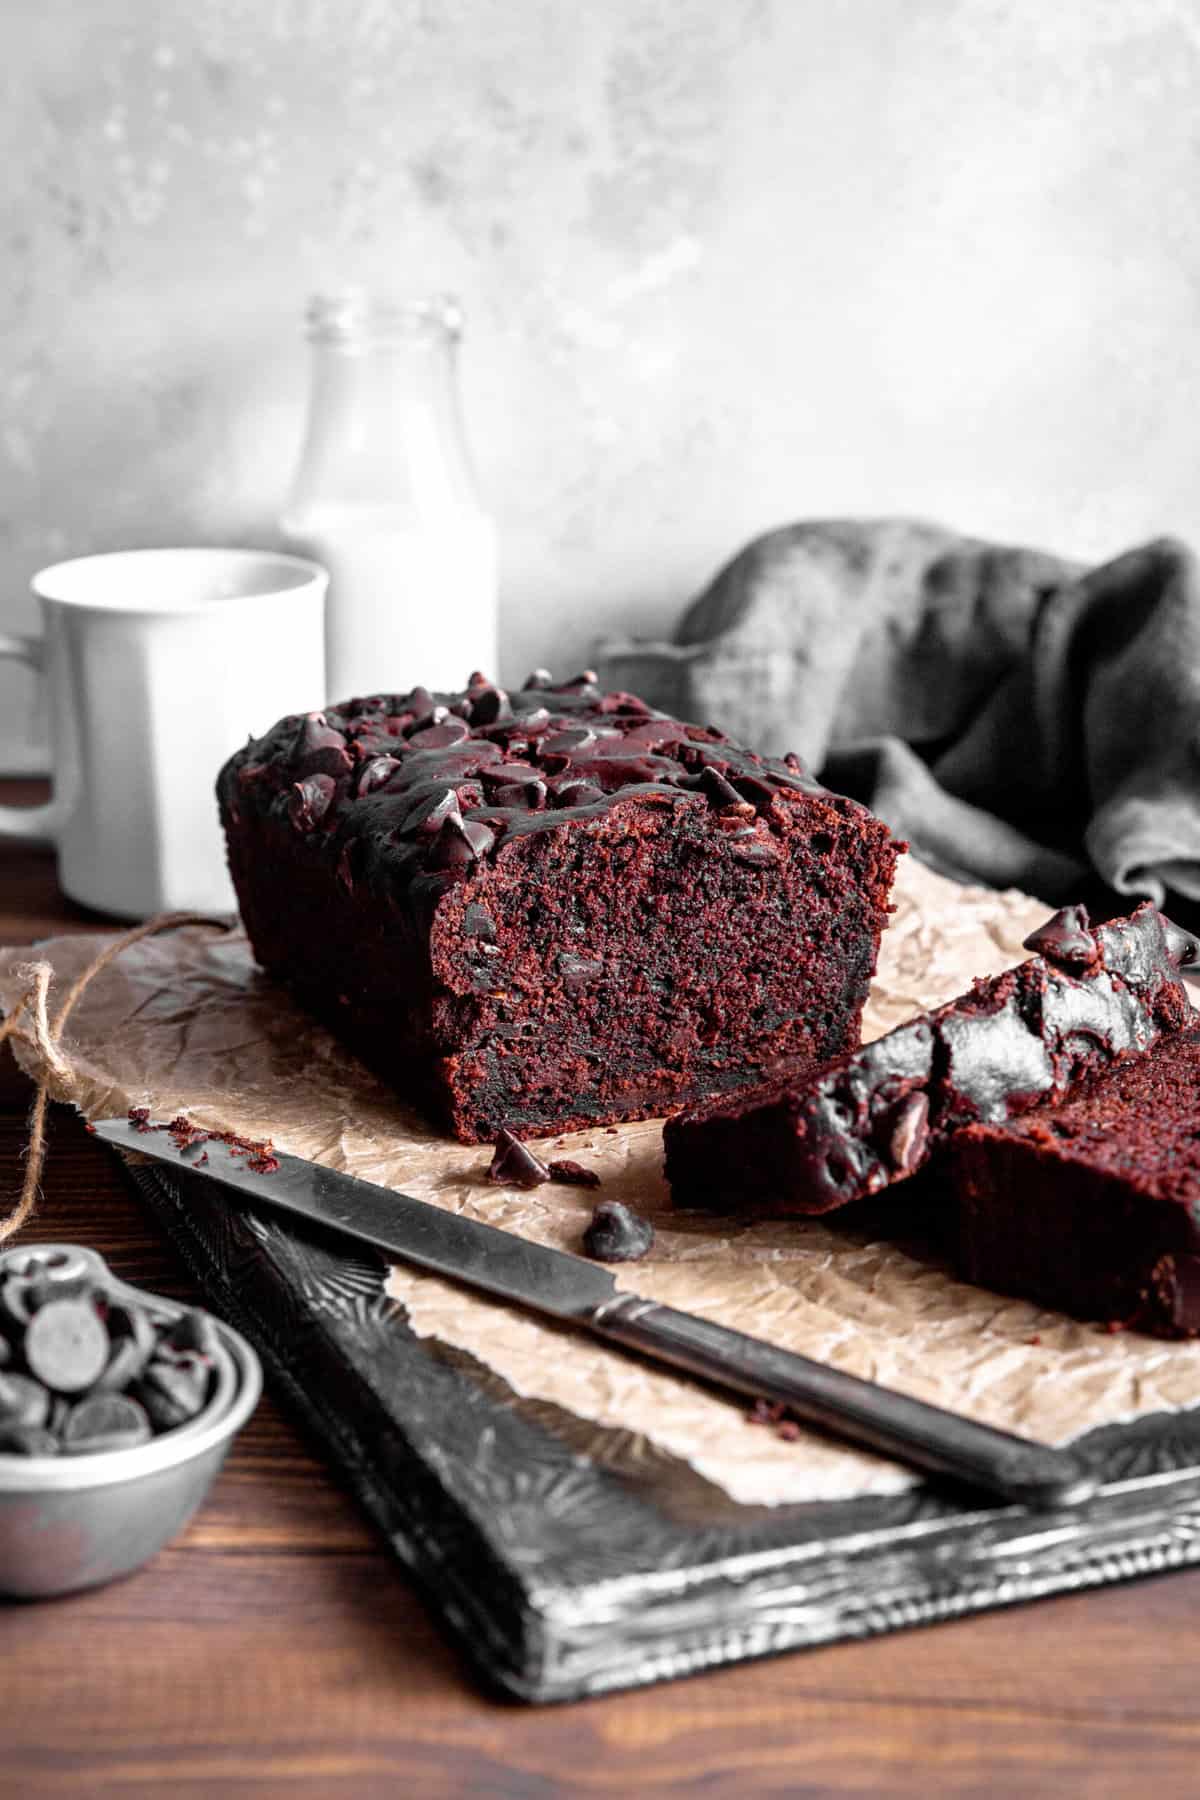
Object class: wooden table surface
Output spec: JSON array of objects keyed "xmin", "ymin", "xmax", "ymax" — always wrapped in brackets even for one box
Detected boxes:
[{"xmin": 3, "ymin": 784, "xmax": 1200, "ymax": 1798}]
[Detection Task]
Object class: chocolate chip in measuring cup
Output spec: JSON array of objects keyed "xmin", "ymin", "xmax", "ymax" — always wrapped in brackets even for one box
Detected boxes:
[
  {"xmin": 164, "ymin": 1310, "xmax": 219, "ymax": 1359},
  {"xmin": 0, "ymin": 1277, "xmax": 37, "ymax": 1341},
  {"xmin": 0, "ymin": 1250, "xmax": 227, "ymax": 1457},
  {"xmin": 23, "ymin": 1298, "xmax": 110, "ymax": 1394},
  {"xmin": 0, "ymin": 1373, "xmax": 51, "ymax": 1429},
  {"xmin": 61, "ymin": 1393, "xmax": 153, "ymax": 1455},
  {"xmin": 0, "ymin": 1425, "xmax": 59, "ymax": 1456},
  {"xmin": 135, "ymin": 1359, "xmax": 210, "ymax": 1431},
  {"xmin": 91, "ymin": 1333, "xmax": 153, "ymax": 1395}
]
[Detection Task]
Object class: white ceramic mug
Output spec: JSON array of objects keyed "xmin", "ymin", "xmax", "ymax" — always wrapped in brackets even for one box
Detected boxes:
[{"xmin": 0, "ymin": 548, "xmax": 327, "ymax": 917}]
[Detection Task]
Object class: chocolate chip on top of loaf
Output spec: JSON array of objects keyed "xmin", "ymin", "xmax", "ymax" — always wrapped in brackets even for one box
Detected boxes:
[
  {"xmin": 218, "ymin": 672, "xmax": 902, "ymax": 1143},
  {"xmin": 225, "ymin": 670, "xmax": 830, "ymax": 880}
]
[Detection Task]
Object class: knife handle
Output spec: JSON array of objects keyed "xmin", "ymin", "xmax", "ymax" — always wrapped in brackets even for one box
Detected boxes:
[{"xmin": 590, "ymin": 1294, "xmax": 1097, "ymax": 1511}]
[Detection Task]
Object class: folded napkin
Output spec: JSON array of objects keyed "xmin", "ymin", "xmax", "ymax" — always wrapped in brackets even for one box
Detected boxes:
[{"xmin": 597, "ymin": 521, "xmax": 1200, "ymax": 912}]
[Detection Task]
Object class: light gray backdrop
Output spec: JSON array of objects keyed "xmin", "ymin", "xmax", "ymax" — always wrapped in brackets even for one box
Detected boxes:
[{"xmin": 2, "ymin": 0, "xmax": 1195, "ymax": 766}]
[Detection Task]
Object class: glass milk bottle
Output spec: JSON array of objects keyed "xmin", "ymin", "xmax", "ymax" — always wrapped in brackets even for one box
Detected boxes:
[{"xmin": 281, "ymin": 292, "xmax": 498, "ymax": 703}]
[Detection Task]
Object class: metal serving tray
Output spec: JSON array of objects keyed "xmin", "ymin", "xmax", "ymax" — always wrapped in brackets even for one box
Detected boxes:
[{"xmin": 122, "ymin": 1153, "xmax": 1200, "ymax": 1704}]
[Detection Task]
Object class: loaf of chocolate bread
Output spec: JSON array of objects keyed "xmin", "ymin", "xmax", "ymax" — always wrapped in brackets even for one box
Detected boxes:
[
  {"xmin": 664, "ymin": 904, "xmax": 1196, "ymax": 1214},
  {"xmin": 217, "ymin": 672, "xmax": 901, "ymax": 1142},
  {"xmin": 954, "ymin": 1024, "xmax": 1200, "ymax": 1336}
]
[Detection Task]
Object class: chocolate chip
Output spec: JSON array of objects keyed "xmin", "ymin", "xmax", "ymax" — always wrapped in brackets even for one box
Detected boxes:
[
  {"xmin": 24, "ymin": 1299, "xmax": 110, "ymax": 1394},
  {"xmin": 486, "ymin": 1127, "xmax": 551, "ymax": 1188},
  {"xmin": 406, "ymin": 685, "xmax": 438, "ymax": 721},
  {"xmin": 419, "ymin": 741, "xmax": 504, "ymax": 774},
  {"xmin": 542, "ymin": 726, "xmax": 597, "ymax": 754},
  {"xmin": 462, "ymin": 903, "xmax": 499, "ymax": 944},
  {"xmin": 494, "ymin": 778, "xmax": 548, "ymax": 809},
  {"xmin": 61, "ymin": 1394, "xmax": 153, "ymax": 1455},
  {"xmin": 106, "ymin": 1300, "xmax": 157, "ymax": 1361},
  {"xmin": 428, "ymin": 814, "xmax": 494, "ymax": 873},
  {"xmin": 288, "ymin": 773, "xmax": 338, "ymax": 833},
  {"xmin": 91, "ymin": 1333, "xmax": 154, "ymax": 1394},
  {"xmin": 549, "ymin": 1159, "xmax": 601, "ymax": 1189},
  {"xmin": 575, "ymin": 749, "xmax": 676, "ymax": 788},
  {"xmin": 731, "ymin": 772, "xmax": 781, "ymax": 814},
  {"xmin": 557, "ymin": 953, "xmax": 604, "ymax": 991},
  {"xmin": 356, "ymin": 754, "xmax": 402, "ymax": 796},
  {"xmin": 729, "ymin": 832, "xmax": 778, "ymax": 867},
  {"xmin": 403, "ymin": 785, "xmax": 465, "ymax": 837},
  {"xmin": 582, "ymin": 1201, "xmax": 654, "ymax": 1262},
  {"xmin": 413, "ymin": 703, "xmax": 450, "ymax": 728},
  {"xmin": 596, "ymin": 691, "xmax": 653, "ymax": 716},
  {"xmin": 480, "ymin": 761, "xmax": 533, "ymax": 787},
  {"xmin": 1023, "ymin": 905, "xmax": 1101, "ymax": 968},
  {"xmin": 887, "ymin": 1091, "xmax": 930, "ymax": 1174},
  {"xmin": 165, "ymin": 1309, "xmax": 220, "ymax": 1358},
  {"xmin": 553, "ymin": 780, "xmax": 606, "ymax": 808},
  {"xmin": 0, "ymin": 1373, "xmax": 51, "ymax": 1429},
  {"xmin": 480, "ymin": 763, "xmax": 543, "ymax": 806},
  {"xmin": 23, "ymin": 1267, "xmax": 92, "ymax": 1310},
  {"xmin": 0, "ymin": 1425, "xmax": 59, "ymax": 1456},
  {"xmin": 0, "ymin": 1276, "xmax": 223, "ymax": 1450},
  {"xmin": 0, "ymin": 1277, "xmax": 36, "ymax": 1337},
  {"xmin": 699, "ymin": 767, "xmax": 753, "ymax": 814},
  {"xmin": 1162, "ymin": 915, "xmax": 1200, "ymax": 971},
  {"xmin": 469, "ymin": 685, "xmax": 511, "ymax": 726},
  {"xmin": 677, "ymin": 743, "xmax": 729, "ymax": 774},
  {"xmin": 289, "ymin": 713, "xmax": 352, "ymax": 777},
  {"xmin": 410, "ymin": 718, "xmax": 471, "ymax": 749},
  {"xmin": 136, "ymin": 1359, "xmax": 210, "ymax": 1431}
]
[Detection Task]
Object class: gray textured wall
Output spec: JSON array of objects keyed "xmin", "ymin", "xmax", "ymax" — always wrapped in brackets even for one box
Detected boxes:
[{"xmin": 3, "ymin": 0, "xmax": 1199, "ymax": 764}]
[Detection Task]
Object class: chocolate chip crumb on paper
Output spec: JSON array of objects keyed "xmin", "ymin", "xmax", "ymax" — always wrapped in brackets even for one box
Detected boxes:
[{"xmin": 2, "ymin": 858, "xmax": 1199, "ymax": 1509}]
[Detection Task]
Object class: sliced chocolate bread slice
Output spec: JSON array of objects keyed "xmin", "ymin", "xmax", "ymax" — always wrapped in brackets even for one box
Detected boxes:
[
  {"xmin": 953, "ymin": 1024, "xmax": 1200, "ymax": 1336},
  {"xmin": 664, "ymin": 904, "xmax": 1197, "ymax": 1216}
]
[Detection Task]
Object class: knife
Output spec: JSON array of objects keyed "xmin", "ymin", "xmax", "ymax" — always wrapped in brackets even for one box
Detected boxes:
[{"xmin": 94, "ymin": 1118, "xmax": 1097, "ymax": 1511}]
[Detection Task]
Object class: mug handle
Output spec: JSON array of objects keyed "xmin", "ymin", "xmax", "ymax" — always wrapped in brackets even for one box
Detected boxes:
[{"xmin": 0, "ymin": 633, "xmax": 60, "ymax": 847}]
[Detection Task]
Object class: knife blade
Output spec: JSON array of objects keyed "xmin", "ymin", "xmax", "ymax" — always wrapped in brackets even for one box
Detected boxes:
[{"xmin": 94, "ymin": 1117, "xmax": 1098, "ymax": 1512}]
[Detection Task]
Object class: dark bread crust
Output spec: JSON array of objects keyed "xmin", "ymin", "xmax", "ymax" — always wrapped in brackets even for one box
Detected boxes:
[
  {"xmin": 217, "ymin": 672, "xmax": 901, "ymax": 1142},
  {"xmin": 664, "ymin": 904, "xmax": 1193, "ymax": 1215}
]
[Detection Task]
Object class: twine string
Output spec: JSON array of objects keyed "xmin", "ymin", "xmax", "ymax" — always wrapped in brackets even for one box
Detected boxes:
[{"xmin": 0, "ymin": 911, "xmax": 232, "ymax": 1242}]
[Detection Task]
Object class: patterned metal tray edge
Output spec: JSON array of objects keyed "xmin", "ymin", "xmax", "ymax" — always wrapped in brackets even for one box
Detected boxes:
[{"xmin": 124, "ymin": 1153, "xmax": 1200, "ymax": 1704}]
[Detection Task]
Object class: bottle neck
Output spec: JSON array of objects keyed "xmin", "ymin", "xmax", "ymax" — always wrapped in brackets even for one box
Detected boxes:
[{"xmin": 286, "ymin": 306, "xmax": 482, "ymax": 524}]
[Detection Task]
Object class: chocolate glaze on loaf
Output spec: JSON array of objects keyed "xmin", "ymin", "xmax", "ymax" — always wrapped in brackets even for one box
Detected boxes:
[
  {"xmin": 664, "ymin": 903, "xmax": 1197, "ymax": 1216},
  {"xmin": 218, "ymin": 672, "xmax": 901, "ymax": 1142},
  {"xmin": 954, "ymin": 1024, "xmax": 1200, "ymax": 1336}
]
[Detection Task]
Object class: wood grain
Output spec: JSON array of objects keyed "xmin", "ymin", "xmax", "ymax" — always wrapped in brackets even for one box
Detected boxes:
[{"xmin": 4, "ymin": 787, "xmax": 1200, "ymax": 1797}]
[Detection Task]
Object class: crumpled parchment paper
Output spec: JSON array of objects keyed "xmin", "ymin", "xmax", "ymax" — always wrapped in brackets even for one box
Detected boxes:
[{"xmin": 3, "ymin": 856, "xmax": 1198, "ymax": 1507}]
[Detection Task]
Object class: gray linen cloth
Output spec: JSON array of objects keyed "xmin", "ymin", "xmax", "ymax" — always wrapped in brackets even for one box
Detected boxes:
[{"xmin": 595, "ymin": 520, "xmax": 1200, "ymax": 909}]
